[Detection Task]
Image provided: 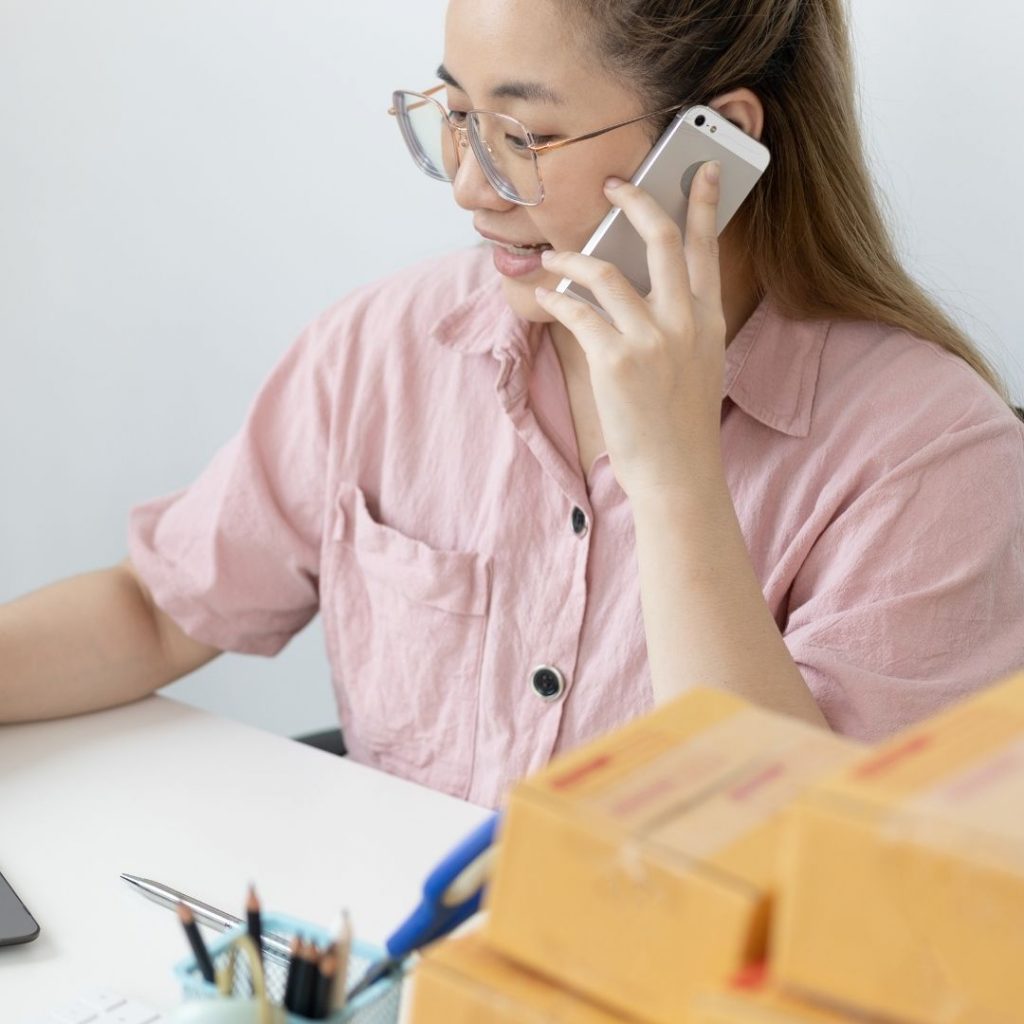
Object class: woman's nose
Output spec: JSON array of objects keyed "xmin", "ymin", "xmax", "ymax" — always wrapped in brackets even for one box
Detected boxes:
[{"xmin": 451, "ymin": 138, "xmax": 510, "ymax": 212}]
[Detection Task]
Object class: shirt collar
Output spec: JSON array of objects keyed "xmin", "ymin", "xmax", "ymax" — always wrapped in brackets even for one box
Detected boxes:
[
  {"xmin": 428, "ymin": 273, "xmax": 535, "ymax": 361},
  {"xmin": 429, "ymin": 270, "xmax": 830, "ymax": 439},
  {"xmin": 723, "ymin": 293, "xmax": 830, "ymax": 438}
]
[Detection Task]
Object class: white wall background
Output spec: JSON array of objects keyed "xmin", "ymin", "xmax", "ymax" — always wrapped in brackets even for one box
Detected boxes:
[{"xmin": 2, "ymin": 1, "xmax": 1022, "ymax": 738}]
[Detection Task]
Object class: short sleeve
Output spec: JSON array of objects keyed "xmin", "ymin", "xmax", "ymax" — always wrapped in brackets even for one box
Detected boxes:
[
  {"xmin": 783, "ymin": 412, "xmax": 1024, "ymax": 740},
  {"xmin": 127, "ymin": 316, "xmax": 334, "ymax": 656}
]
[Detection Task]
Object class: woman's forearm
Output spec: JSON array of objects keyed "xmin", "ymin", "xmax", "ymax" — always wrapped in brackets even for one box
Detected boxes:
[{"xmin": 631, "ymin": 471, "xmax": 829, "ymax": 728}]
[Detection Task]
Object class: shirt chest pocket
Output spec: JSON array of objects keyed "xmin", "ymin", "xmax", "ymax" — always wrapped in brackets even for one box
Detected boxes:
[{"xmin": 322, "ymin": 481, "xmax": 491, "ymax": 799}]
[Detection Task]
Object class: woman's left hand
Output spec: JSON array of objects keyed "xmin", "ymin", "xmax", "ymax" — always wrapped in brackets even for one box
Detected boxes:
[{"xmin": 535, "ymin": 161, "xmax": 727, "ymax": 501}]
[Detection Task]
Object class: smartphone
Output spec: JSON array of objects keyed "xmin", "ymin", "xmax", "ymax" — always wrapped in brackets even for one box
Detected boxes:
[
  {"xmin": 555, "ymin": 105, "xmax": 770, "ymax": 319},
  {"xmin": 0, "ymin": 869, "xmax": 39, "ymax": 946}
]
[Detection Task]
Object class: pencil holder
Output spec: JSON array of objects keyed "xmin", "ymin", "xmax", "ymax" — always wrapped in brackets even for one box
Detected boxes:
[{"xmin": 172, "ymin": 911, "xmax": 403, "ymax": 1024}]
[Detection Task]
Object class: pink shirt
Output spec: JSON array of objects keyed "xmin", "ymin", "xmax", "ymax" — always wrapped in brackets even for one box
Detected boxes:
[{"xmin": 128, "ymin": 244, "xmax": 1024, "ymax": 808}]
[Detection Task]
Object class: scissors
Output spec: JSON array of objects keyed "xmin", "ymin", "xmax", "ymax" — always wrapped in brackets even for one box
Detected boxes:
[{"xmin": 345, "ymin": 811, "xmax": 500, "ymax": 1001}]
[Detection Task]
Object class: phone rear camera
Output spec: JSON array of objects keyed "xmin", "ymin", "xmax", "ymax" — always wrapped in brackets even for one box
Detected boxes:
[{"xmin": 695, "ymin": 114, "xmax": 706, "ymax": 127}]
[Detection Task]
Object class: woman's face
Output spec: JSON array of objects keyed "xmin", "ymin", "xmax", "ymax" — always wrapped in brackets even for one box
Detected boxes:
[{"xmin": 443, "ymin": 0, "xmax": 654, "ymax": 323}]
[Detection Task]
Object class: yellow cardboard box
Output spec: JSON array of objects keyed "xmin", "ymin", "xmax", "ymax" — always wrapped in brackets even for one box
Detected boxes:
[
  {"xmin": 484, "ymin": 687, "xmax": 863, "ymax": 1024},
  {"xmin": 774, "ymin": 670, "xmax": 1024, "ymax": 1024},
  {"xmin": 690, "ymin": 966, "xmax": 864, "ymax": 1022},
  {"xmin": 406, "ymin": 925, "xmax": 639, "ymax": 1023}
]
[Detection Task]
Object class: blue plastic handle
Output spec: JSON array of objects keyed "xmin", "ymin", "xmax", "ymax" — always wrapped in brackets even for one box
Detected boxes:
[{"xmin": 384, "ymin": 812, "xmax": 500, "ymax": 959}]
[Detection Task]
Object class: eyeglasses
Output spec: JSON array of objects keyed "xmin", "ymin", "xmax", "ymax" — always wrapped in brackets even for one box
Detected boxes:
[{"xmin": 387, "ymin": 83, "xmax": 691, "ymax": 207}]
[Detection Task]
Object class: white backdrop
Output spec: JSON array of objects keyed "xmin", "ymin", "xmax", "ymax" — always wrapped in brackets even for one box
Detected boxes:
[{"xmin": 2, "ymin": 1, "xmax": 1021, "ymax": 737}]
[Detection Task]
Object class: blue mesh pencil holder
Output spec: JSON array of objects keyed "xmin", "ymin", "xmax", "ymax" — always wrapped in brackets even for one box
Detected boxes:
[{"xmin": 172, "ymin": 911, "xmax": 403, "ymax": 1024}]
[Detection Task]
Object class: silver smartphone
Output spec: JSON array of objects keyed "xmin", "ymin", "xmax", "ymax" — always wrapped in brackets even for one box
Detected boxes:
[{"xmin": 555, "ymin": 105, "xmax": 770, "ymax": 319}]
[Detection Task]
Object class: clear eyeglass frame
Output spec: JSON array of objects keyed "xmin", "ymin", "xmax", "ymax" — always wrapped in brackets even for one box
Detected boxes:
[{"xmin": 387, "ymin": 83, "xmax": 694, "ymax": 207}]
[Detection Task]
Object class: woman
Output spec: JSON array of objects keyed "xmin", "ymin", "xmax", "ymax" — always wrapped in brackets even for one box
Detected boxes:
[{"xmin": 3, "ymin": 0, "xmax": 1022, "ymax": 808}]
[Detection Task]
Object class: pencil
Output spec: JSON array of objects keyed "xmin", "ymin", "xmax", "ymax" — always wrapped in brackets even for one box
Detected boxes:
[
  {"xmin": 293, "ymin": 938, "xmax": 319, "ymax": 1018},
  {"xmin": 246, "ymin": 884, "xmax": 263, "ymax": 970},
  {"xmin": 283, "ymin": 935, "xmax": 302, "ymax": 1011},
  {"xmin": 177, "ymin": 901, "xmax": 215, "ymax": 984},
  {"xmin": 331, "ymin": 910, "xmax": 353, "ymax": 1012},
  {"xmin": 312, "ymin": 952, "xmax": 337, "ymax": 1020}
]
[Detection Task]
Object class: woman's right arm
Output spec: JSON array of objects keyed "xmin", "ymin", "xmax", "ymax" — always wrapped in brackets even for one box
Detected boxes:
[{"xmin": 0, "ymin": 558, "xmax": 221, "ymax": 723}]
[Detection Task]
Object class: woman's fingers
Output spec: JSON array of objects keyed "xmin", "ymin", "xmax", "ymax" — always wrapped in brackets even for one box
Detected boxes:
[
  {"xmin": 534, "ymin": 278, "xmax": 619, "ymax": 358},
  {"xmin": 538, "ymin": 250, "xmax": 650, "ymax": 346},
  {"xmin": 598, "ymin": 178, "xmax": 691, "ymax": 318},
  {"xmin": 535, "ymin": 163, "xmax": 725, "ymax": 354},
  {"xmin": 577, "ymin": 170, "xmax": 723, "ymax": 319},
  {"xmin": 682, "ymin": 161, "xmax": 723, "ymax": 310}
]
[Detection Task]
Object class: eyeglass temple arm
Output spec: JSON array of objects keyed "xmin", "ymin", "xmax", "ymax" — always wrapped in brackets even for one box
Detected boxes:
[
  {"xmin": 386, "ymin": 85, "xmax": 688, "ymax": 157},
  {"xmin": 531, "ymin": 101, "xmax": 688, "ymax": 154},
  {"xmin": 387, "ymin": 83, "xmax": 446, "ymax": 117}
]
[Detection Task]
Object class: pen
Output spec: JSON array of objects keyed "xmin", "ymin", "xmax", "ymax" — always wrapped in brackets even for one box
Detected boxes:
[{"xmin": 120, "ymin": 873, "xmax": 292, "ymax": 963}]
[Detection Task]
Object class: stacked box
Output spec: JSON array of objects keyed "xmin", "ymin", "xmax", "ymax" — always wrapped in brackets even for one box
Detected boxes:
[
  {"xmin": 484, "ymin": 687, "xmax": 863, "ymax": 1024},
  {"xmin": 690, "ymin": 965, "xmax": 864, "ymax": 1022},
  {"xmin": 406, "ymin": 926, "xmax": 639, "ymax": 1023},
  {"xmin": 774, "ymin": 670, "xmax": 1024, "ymax": 1024}
]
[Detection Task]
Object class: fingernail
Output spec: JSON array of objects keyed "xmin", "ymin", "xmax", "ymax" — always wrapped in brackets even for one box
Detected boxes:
[
  {"xmin": 604, "ymin": 176, "xmax": 624, "ymax": 190},
  {"xmin": 540, "ymin": 249, "xmax": 555, "ymax": 263},
  {"xmin": 705, "ymin": 161, "xmax": 720, "ymax": 185},
  {"xmin": 535, "ymin": 286, "xmax": 551, "ymax": 299}
]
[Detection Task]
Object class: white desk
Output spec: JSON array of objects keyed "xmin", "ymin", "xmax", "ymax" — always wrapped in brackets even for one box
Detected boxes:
[{"xmin": 0, "ymin": 696, "xmax": 491, "ymax": 1018}]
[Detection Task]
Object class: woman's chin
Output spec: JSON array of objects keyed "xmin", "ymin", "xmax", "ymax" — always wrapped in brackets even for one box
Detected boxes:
[{"xmin": 499, "ymin": 274, "xmax": 559, "ymax": 323}]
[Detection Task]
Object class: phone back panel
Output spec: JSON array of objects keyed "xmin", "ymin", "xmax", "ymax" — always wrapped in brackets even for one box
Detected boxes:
[{"xmin": 556, "ymin": 106, "xmax": 769, "ymax": 317}]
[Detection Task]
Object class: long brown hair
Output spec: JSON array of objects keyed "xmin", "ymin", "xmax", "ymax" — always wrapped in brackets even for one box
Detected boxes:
[{"xmin": 558, "ymin": 0, "xmax": 1011, "ymax": 402}]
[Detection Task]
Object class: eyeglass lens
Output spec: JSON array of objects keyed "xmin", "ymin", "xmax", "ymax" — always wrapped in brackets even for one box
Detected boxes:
[{"xmin": 394, "ymin": 92, "xmax": 542, "ymax": 205}]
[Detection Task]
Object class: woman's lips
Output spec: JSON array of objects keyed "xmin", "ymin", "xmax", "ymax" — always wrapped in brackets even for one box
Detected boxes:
[{"xmin": 491, "ymin": 243, "xmax": 549, "ymax": 278}]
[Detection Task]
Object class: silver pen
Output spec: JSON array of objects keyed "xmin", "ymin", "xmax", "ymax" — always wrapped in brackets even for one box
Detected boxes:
[{"xmin": 120, "ymin": 873, "xmax": 293, "ymax": 963}]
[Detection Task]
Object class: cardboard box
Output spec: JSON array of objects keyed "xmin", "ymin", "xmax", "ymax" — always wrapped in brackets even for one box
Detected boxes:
[
  {"xmin": 690, "ymin": 966, "xmax": 863, "ymax": 1022},
  {"xmin": 406, "ymin": 925, "xmax": 638, "ymax": 1023},
  {"xmin": 774, "ymin": 670, "xmax": 1024, "ymax": 1024},
  {"xmin": 484, "ymin": 687, "xmax": 863, "ymax": 1024}
]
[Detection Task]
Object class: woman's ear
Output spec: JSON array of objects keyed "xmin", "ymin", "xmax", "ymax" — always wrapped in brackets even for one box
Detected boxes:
[{"xmin": 706, "ymin": 88, "xmax": 765, "ymax": 141}]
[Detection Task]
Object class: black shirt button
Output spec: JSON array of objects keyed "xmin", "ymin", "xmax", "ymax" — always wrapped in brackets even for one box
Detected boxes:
[
  {"xmin": 571, "ymin": 506, "xmax": 588, "ymax": 537},
  {"xmin": 531, "ymin": 665, "xmax": 566, "ymax": 702}
]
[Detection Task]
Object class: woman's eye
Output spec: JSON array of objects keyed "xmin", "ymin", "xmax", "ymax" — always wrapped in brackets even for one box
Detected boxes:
[
  {"xmin": 449, "ymin": 109, "xmax": 469, "ymax": 125},
  {"xmin": 507, "ymin": 133, "xmax": 557, "ymax": 148}
]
